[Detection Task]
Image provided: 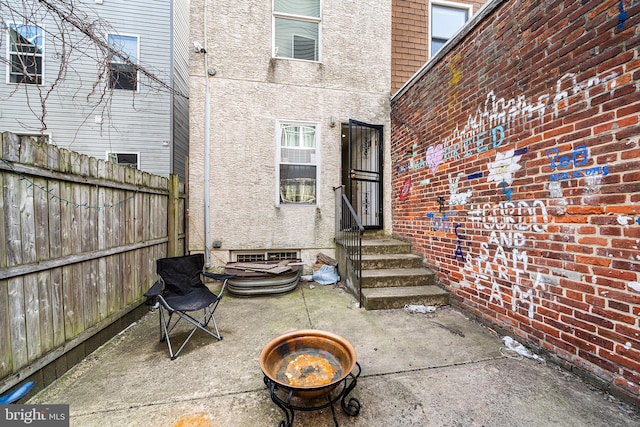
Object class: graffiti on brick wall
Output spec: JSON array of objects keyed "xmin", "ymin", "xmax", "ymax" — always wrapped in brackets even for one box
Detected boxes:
[
  {"xmin": 487, "ymin": 148, "xmax": 522, "ymax": 202},
  {"xmin": 395, "ymin": 71, "xmax": 618, "ymax": 184},
  {"xmin": 426, "ymin": 144, "xmax": 444, "ymax": 175},
  {"xmin": 399, "ymin": 177, "xmax": 411, "ymax": 201},
  {"xmin": 617, "ymin": 215, "xmax": 640, "ymax": 226},
  {"xmin": 546, "ymin": 144, "xmax": 609, "ymax": 182},
  {"xmin": 426, "ymin": 212, "xmax": 453, "ymax": 233},
  {"xmin": 439, "ymin": 71, "xmax": 617, "ymax": 163},
  {"xmin": 449, "ymin": 173, "xmax": 472, "ymax": 207},
  {"xmin": 461, "ymin": 200, "xmax": 549, "ymax": 318},
  {"xmin": 454, "ymin": 223, "xmax": 470, "ymax": 262}
]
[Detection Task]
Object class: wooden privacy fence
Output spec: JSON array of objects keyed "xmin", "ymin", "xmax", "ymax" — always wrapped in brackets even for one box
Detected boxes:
[{"xmin": 0, "ymin": 132, "xmax": 185, "ymax": 393}]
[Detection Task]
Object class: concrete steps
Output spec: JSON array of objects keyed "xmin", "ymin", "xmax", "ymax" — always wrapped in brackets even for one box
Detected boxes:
[
  {"xmin": 361, "ymin": 285, "xmax": 450, "ymax": 311},
  {"xmin": 361, "ymin": 253, "xmax": 424, "ymax": 270},
  {"xmin": 359, "ymin": 236, "xmax": 449, "ymax": 310}
]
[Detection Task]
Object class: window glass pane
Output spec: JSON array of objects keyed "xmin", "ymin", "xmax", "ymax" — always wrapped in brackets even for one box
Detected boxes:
[
  {"xmin": 280, "ymin": 165, "xmax": 316, "ymax": 204},
  {"xmin": 9, "ymin": 24, "xmax": 43, "ymax": 53},
  {"xmin": 431, "ymin": 39, "xmax": 447, "ymax": 56},
  {"xmin": 9, "ymin": 24, "xmax": 43, "ymax": 84},
  {"xmin": 109, "ymin": 63, "xmax": 137, "ymax": 90},
  {"xmin": 280, "ymin": 125, "xmax": 316, "ymax": 148},
  {"xmin": 432, "ymin": 5, "xmax": 468, "ymax": 39},
  {"xmin": 274, "ymin": 0, "xmax": 320, "ymax": 18},
  {"xmin": 279, "ymin": 123, "xmax": 317, "ymax": 204},
  {"xmin": 108, "ymin": 35, "xmax": 138, "ymax": 63},
  {"xmin": 108, "ymin": 34, "xmax": 138, "ymax": 90},
  {"xmin": 274, "ymin": 18, "xmax": 318, "ymax": 60},
  {"xmin": 108, "ymin": 153, "xmax": 139, "ymax": 168}
]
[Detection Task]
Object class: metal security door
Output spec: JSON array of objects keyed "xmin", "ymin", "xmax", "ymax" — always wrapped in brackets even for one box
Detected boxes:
[{"xmin": 346, "ymin": 119, "xmax": 383, "ymax": 229}]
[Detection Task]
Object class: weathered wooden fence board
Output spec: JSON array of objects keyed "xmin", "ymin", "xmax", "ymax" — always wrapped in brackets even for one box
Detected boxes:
[
  {"xmin": 0, "ymin": 132, "xmax": 185, "ymax": 393},
  {"xmin": 8, "ymin": 277, "xmax": 27, "ymax": 369},
  {"xmin": 0, "ymin": 278, "xmax": 10, "ymax": 378}
]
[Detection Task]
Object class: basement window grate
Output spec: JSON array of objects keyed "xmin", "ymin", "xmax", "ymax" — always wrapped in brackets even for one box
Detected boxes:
[{"xmin": 234, "ymin": 251, "xmax": 299, "ymax": 262}]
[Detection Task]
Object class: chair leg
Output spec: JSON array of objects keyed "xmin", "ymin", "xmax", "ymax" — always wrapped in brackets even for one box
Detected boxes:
[
  {"xmin": 159, "ymin": 307, "xmax": 223, "ymax": 360},
  {"xmin": 159, "ymin": 308, "xmax": 177, "ymax": 359}
]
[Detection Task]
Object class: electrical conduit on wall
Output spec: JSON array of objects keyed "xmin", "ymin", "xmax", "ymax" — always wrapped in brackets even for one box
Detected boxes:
[{"xmin": 203, "ymin": 0, "xmax": 211, "ymax": 267}]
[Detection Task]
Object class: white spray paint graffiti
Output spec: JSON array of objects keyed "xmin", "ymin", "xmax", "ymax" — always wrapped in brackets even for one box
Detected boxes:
[
  {"xmin": 441, "ymin": 71, "xmax": 618, "ymax": 162},
  {"xmin": 449, "ymin": 173, "xmax": 472, "ymax": 207},
  {"xmin": 617, "ymin": 215, "xmax": 634, "ymax": 226},
  {"xmin": 463, "ymin": 200, "xmax": 549, "ymax": 318},
  {"xmin": 487, "ymin": 149, "xmax": 523, "ymax": 201}
]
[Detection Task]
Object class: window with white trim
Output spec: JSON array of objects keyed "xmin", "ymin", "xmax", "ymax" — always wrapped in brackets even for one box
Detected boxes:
[
  {"xmin": 8, "ymin": 23, "xmax": 43, "ymax": 84},
  {"xmin": 278, "ymin": 122, "xmax": 317, "ymax": 204},
  {"xmin": 107, "ymin": 34, "xmax": 139, "ymax": 90},
  {"xmin": 107, "ymin": 152, "xmax": 140, "ymax": 169},
  {"xmin": 430, "ymin": 2, "xmax": 472, "ymax": 57},
  {"xmin": 273, "ymin": 0, "xmax": 320, "ymax": 61}
]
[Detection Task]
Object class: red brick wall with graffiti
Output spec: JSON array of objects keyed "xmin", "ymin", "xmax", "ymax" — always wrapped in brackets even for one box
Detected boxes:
[{"xmin": 390, "ymin": 0, "xmax": 640, "ymax": 405}]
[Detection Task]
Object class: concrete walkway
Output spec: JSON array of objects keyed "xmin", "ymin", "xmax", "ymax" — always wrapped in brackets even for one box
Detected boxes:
[{"xmin": 30, "ymin": 283, "xmax": 639, "ymax": 426}]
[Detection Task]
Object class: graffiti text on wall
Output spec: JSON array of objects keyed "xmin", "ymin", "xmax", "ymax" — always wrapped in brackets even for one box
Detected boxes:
[
  {"xmin": 546, "ymin": 144, "xmax": 609, "ymax": 181},
  {"xmin": 462, "ymin": 200, "xmax": 550, "ymax": 319},
  {"xmin": 438, "ymin": 71, "xmax": 618, "ymax": 163}
]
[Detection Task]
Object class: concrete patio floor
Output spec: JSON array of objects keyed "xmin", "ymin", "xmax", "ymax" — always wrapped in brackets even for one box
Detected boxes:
[{"xmin": 29, "ymin": 282, "xmax": 639, "ymax": 426}]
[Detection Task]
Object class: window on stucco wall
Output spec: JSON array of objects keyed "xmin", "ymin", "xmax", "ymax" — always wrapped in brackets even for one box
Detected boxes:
[
  {"xmin": 273, "ymin": 0, "xmax": 320, "ymax": 61},
  {"xmin": 277, "ymin": 122, "xmax": 318, "ymax": 205},
  {"xmin": 430, "ymin": 1, "xmax": 472, "ymax": 57}
]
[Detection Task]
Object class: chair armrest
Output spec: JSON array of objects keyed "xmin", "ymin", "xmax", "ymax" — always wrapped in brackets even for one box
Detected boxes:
[
  {"xmin": 144, "ymin": 280, "xmax": 163, "ymax": 297},
  {"xmin": 203, "ymin": 272, "xmax": 234, "ymax": 281}
]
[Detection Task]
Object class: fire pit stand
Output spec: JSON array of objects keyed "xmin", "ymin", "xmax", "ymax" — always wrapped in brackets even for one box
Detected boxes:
[{"xmin": 263, "ymin": 362, "xmax": 361, "ymax": 427}]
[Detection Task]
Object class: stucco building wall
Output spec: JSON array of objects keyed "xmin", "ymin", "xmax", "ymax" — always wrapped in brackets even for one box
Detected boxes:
[{"xmin": 189, "ymin": 0, "xmax": 392, "ymax": 268}]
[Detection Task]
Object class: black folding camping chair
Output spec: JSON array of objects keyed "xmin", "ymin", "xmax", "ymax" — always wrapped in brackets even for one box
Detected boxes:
[{"xmin": 144, "ymin": 254, "xmax": 233, "ymax": 360}]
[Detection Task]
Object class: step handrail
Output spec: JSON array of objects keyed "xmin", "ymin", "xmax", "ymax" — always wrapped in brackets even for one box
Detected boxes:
[{"xmin": 334, "ymin": 187, "xmax": 364, "ymax": 306}]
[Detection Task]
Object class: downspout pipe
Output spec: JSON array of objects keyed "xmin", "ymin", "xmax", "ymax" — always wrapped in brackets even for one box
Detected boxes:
[{"xmin": 202, "ymin": 0, "xmax": 212, "ymax": 267}]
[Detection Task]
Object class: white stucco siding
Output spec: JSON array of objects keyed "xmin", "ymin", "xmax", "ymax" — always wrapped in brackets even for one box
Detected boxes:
[{"xmin": 189, "ymin": 0, "xmax": 391, "ymax": 266}]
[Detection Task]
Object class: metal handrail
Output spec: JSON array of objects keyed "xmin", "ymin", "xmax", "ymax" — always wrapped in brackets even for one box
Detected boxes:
[{"xmin": 334, "ymin": 187, "xmax": 364, "ymax": 306}]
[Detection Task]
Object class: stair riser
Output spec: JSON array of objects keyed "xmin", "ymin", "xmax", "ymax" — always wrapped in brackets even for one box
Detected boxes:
[
  {"xmin": 361, "ymin": 274, "xmax": 435, "ymax": 288},
  {"xmin": 361, "ymin": 258, "xmax": 423, "ymax": 270},
  {"xmin": 361, "ymin": 244, "xmax": 412, "ymax": 255},
  {"xmin": 362, "ymin": 293, "xmax": 450, "ymax": 310}
]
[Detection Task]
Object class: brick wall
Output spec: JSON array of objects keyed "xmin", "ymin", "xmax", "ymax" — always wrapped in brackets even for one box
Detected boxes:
[
  {"xmin": 391, "ymin": 0, "xmax": 640, "ymax": 406},
  {"xmin": 391, "ymin": 0, "xmax": 487, "ymax": 93}
]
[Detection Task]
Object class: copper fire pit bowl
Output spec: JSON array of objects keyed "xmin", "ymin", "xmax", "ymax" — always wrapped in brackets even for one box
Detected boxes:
[{"xmin": 260, "ymin": 329, "xmax": 357, "ymax": 399}]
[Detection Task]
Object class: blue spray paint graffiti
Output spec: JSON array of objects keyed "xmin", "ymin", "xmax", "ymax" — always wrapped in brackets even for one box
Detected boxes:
[{"xmin": 546, "ymin": 144, "xmax": 609, "ymax": 181}]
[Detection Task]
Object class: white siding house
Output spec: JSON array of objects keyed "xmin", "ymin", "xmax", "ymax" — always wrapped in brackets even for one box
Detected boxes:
[
  {"xmin": 188, "ymin": 0, "xmax": 393, "ymax": 269},
  {"xmin": 0, "ymin": 0, "xmax": 189, "ymax": 179}
]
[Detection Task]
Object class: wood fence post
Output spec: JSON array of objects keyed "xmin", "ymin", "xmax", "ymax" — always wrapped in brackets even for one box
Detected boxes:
[{"xmin": 168, "ymin": 174, "xmax": 180, "ymax": 257}]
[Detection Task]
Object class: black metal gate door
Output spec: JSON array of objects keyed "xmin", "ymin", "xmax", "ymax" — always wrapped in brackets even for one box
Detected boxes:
[{"xmin": 345, "ymin": 119, "xmax": 383, "ymax": 229}]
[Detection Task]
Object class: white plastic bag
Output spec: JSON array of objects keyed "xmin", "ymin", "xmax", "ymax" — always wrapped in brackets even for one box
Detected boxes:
[{"xmin": 312, "ymin": 264, "xmax": 340, "ymax": 285}]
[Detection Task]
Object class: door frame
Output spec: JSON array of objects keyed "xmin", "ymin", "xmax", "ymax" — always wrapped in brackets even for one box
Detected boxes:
[{"xmin": 342, "ymin": 119, "xmax": 384, "ymax": 230}]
